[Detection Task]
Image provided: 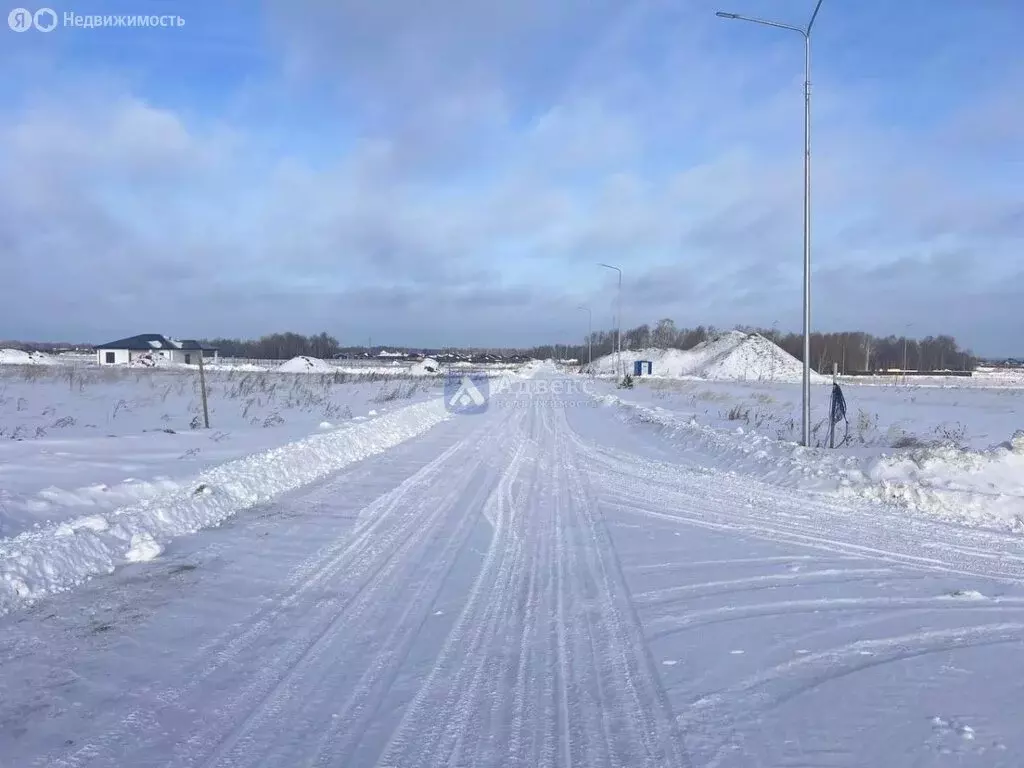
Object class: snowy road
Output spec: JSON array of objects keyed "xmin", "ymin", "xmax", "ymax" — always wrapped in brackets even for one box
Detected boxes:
[{"xmin": 4, "ymin": 377, "xmax": 1024, "ymax": 767}]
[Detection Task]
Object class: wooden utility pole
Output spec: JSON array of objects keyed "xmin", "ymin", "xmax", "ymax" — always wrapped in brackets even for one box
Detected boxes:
[{"xmin": 198, "ymin": 350, "xmax": 210, "ymax": 429}]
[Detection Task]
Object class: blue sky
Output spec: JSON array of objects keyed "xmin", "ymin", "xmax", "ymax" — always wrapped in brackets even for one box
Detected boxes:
[{"xmin": 1, "ymin": 0, "xmax": 1021, "ymax": 354}]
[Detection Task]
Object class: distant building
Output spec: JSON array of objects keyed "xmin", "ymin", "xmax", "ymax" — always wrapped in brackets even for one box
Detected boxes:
[{"xmin": 94, "ymin": 334, "xmax": 218, "ymax": 366}]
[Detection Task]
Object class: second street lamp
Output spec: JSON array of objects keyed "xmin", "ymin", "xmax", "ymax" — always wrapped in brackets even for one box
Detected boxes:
[{"xmin": 598, "ymin": 263, "xmax": 622, "ymax": 379}]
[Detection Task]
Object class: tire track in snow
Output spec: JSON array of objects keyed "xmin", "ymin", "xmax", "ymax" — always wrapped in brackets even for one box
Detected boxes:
[
  {"xmin": 570, "ymin": 433, "xmax": 1024, "ymax": 584},
  {"xmin": 555, "ymin": 407, "xmax": 690, "ymax": 768},
  {"xmin": 376, "ymin": 400, "xmax": 690, "ymax": 768},
  {"xmin": 648, "ymin": 595, "xmax": 1024, "ymax": 640},
  {"xmin": 45, "ymin": 413, "xmax": 516, "ymax": 768},
  {"xmin": 632, "ymin": 568, "xmax": 901, "ymax": 608},
  {"xmin": 681, "ymin": 623, "xmax": 1024, "ymax": 765},
  {"xmin": 376, "ymin": 409, "xmax": 540, "ymax": 767},
  {"xmin": 182, "ymin": 409, "xmax": 525, "ymax": 768},
  {"xmin": 647, "ymin": 598, "xmax": 1024, "ymax": 638},
  {"xmin": 562, "ymin": 413, "xmax": 1024, "ymax": 766},
  {"xmin": 626, "ymin": 555, "xmax": 833, "ymax": 574},
  {"xmin": 191, "ymin": 443, "xmax": 505, "ymax": 767}
]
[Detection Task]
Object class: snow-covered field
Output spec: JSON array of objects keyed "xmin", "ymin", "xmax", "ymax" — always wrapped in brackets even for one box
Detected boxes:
[
  {"xmin": 593, "ymin": 373, "xmax": 1024, "ymax": 533},
  {"xmin": 3, "ymin": 347, "xmax": 1024, "ymax": 766},
  {"xmin": 577, "ymin": 332, "xmax": 1024, "ymax": 531},
  {"xmin": 609, "ymin": 373, "xmax": 1023, "ymax": 451},
  {"xmin": 0, "ymin": 364, "xmax": 446, "ymax": 538},
  {"xmin": 0, "ymin": 360, "xmax": 555, "ymax": 611}
]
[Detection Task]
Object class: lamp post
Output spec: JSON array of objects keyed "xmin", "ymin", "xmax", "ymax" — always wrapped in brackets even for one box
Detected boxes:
[
  {"xmin": 577, "ymin": 305, "xmax": 593, "ymax": 369},
  {"xmin": 772, "ymin": 319, "xmax": 780, "ymax": 382},
  {"xmin": 598, "ymin": 263, "xmax": 622, "ymax": 378},
  {"xmin": 903, "ymin": 322, "xmax": 914, "ymax": 384},
  {"xmin": 716, "ymin": 0, "xmax": 824, "ymax": 447}
]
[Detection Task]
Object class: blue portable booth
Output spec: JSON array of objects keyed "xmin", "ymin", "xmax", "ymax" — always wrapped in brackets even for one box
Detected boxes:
[{"xmin": 633, "ymin": 360, "xmax": 653, "ymax": 376}]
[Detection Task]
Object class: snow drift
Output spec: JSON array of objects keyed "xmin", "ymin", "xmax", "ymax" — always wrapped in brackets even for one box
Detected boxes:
[
  {"xmin": 589, "ymin": 331, "xmax": 826, "ymax": 384},
  {"xmin": 279, "ymin": 356, "xmax": 333, "ymax": 373},
  {"xmin": 126, "ymin": 352, "xmax": 179, "ymax": 368},
  {"xmin": 0, "ymin": 398, "xmax": 451, "ymax": 614},
  {"xmin": 851, "ymin": 431, "xmax": 1024, "ymax": 530},
  {"xmin": 408, "ymin": 357, "xmax": 441, "ymax": 376},
  {"xmin": 599, "ymin": 393, "xmax": 1024, "ymax": 533}
]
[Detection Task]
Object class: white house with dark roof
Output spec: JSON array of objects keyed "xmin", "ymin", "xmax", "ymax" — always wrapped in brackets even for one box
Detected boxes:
[{"xmin": 94, "ymin": 334, "xmax": 218, "ymax": 366}]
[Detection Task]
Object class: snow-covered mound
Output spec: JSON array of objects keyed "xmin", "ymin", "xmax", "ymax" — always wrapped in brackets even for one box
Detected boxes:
[
  {"xmin": 854, "ymin": 431, "xmax": 1024, "ymax": 530},
  {"xmin": 0, "ymin": 398, "xmax": 450, "ymax": 613},
  {"xmin": 590, "ymin": 331, "xmax": 826, "ymax": 383},
  {"xmin": 0, "ymin": 349, "xmax": 58, "ymax": 365},
  {"xmin": 600, "ymin": 392, "xmax": 1024, "ymax": 533},
  {"xmin": 279, "ymin": 356, "xmax": 333, "ymax": 373},
  {"xmin": 127, "ymin": 352, "xmax": 182, "ymax": 368},
  {"xmin": 409, "ymin": 357, "xmax": 441, "ymax": 376}
]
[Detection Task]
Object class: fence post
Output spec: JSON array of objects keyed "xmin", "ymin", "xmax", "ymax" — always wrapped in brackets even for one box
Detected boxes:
[{"xmin": 198, "ymin": 351, "xmax": 210, "ymax": 429}]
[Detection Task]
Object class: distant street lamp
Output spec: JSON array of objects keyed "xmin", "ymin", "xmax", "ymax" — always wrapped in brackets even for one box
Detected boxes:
[
  {"xmin": 772, "ymin": 320, "xmax": 780, "ymax": 381},
  {"xmin": 598, "ymin": 263, "xmax": 622, "ymax": 378},
  {"xmin": 903, "ymin": 322, "xmax": 914, "ymax": 383},
  {"xmin": 577, "ymin": 305, "xmax": 593, "ymax": 368},
  {"xmin": 716, "ymin": 0, "xmax": 825, "ymax": 447}
]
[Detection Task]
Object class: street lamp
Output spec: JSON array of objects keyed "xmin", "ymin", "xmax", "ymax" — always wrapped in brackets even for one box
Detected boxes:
[
  {"xmin": 716, "ymin": 0, "xmax": 824, "ymax": 447},
  {"xmin": 598, "ymin": 263, "xmax": 622, "ymax": 378},
  {"xmin": 577, "ymin": 305, "xmax": 593, "ymax": 369},
  {"xmin": 772, "ymin": 319, "xmax": 780, "ymax": 381}
]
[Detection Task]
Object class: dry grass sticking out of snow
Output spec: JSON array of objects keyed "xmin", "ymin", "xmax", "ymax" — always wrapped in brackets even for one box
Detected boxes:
[
  {"xmin": 0, "ymin": 365, "xmax": 448, "ymax": 539},
  {"xmin": 634, "ymin": 376, "xmax": 1024, "ymax": 451},
  {"xmin": 0, "ymin": 364, "xmax": 441, "ymax": 437}
]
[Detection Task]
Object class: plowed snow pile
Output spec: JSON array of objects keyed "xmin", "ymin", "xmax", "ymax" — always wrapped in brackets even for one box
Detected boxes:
[
  {"xmin": 590, "ymin": 331, "xmax": 826, "ymax": 383},
  {"xmin": 0, "ymin": 398, "xmax": 451, "ymax": 612},
  {"xmin": 599, "ymin": 390, "xmax": 1024, "ymax": 533},
  {"xmin": 127, "ymin": 352, "xmax": 181, "ymax": 368},
  {"xmin": 854, "ymin": 431, "xmax": 1024, "ymax": 530},
  {"xmin": 279, "ymin": 356, "xmax": 333, "ymax": 373},
  {"xmin": 0, "ymin": 349, "xmax": 58, "ymax": 365},
  {"xmin": 408, "ymin": 357, "xmax": 441, "ymax": 375}
]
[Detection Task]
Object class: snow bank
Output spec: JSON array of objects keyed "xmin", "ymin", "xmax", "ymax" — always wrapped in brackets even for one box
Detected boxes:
[
  {"xmin": 203, "ymin": 362, "xmax": 270, "ymax": 372},
  {"xmin": 122, "ymin": 352, "xmax": 189, "ymax": 369},
  {"xmin": 279, "ymin": 356, "xmax": 333, "ymax": 373},
  {"xmin": 589, "ymin": 332, "xmax": 826, "ymax": 384},
  {"xmin": 849, "ymin": 432, "xmax": 1024, "ymax": 530},
  {"xmin": 0, "ymin": 398, "xmax": 450, "ymax": 614},
  {"xmin": 0, "ymin": 349, "xmax": 58, "ymax": 365},
  {"xmin": 408, "ymin": 357, "xmax": 441, "ymax": 376},
  {"xmin": 599, "ymin": 393, "xmax": 1024, "ymax": 533}
]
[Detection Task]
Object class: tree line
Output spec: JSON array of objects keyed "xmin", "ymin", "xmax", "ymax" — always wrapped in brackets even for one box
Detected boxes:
[
  {"xmin": 1, "ymin": 324, "xmax": 980, "ymax": 372},
  {"xmin": 201, "ymin": 332, "xmax": 342, "ymax": 360},
  {"xmin": 531, "ymin": 319, "xmax": 977, "ymax": 373}
]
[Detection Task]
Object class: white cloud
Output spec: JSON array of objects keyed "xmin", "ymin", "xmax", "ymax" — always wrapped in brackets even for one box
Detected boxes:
[{"xmin": 0, "ymin": 1, "xmax": 1020, "ymax": 354}]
